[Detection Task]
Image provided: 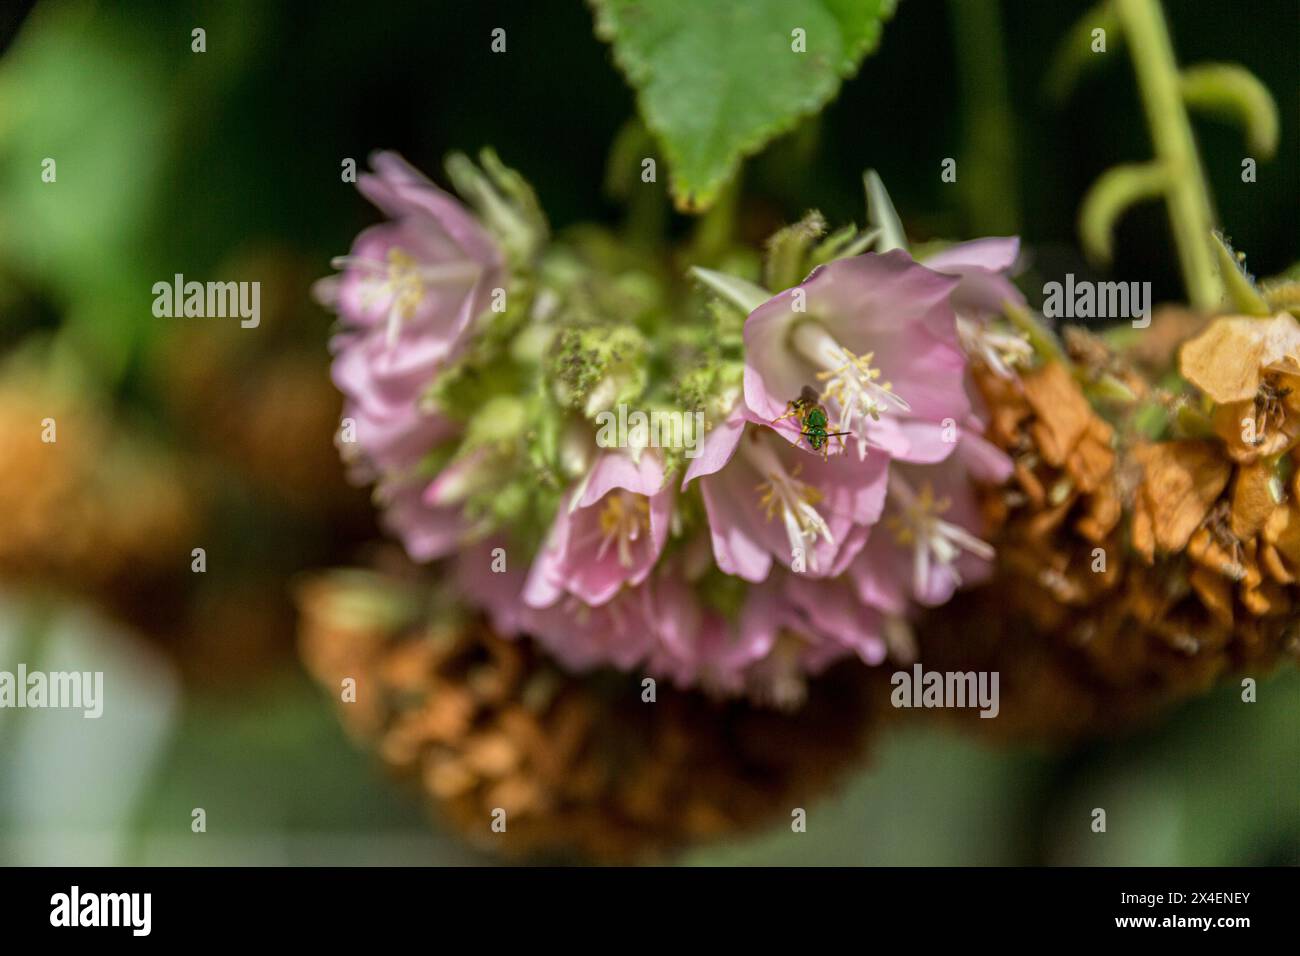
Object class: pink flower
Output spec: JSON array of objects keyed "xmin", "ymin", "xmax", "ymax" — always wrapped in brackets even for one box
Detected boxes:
[
  {"xmin": 461, "ymin": 538, "xmax": 801, "ymax": 693},
  {"xmin": 523, "ymin": 451, "xmax": 673, "ymax": 609},
  {"xmin": 780, "ymin": 571, "xmax": 887, "ymax": 666},
  {"xmin": 321, "ymin": 156, "xmax": 503, "ymax": 464},
  {"xmin": 527, "ymin": 586, "xmax": 662, "ymax": 672},
  {"xmin": 376, "ymin": 478, "xmax": 466, "ymax": 562},
  {"xmin": 725, "ymin": 576, "xmax": 886, "ymax": 710},
  {"xmin": 922, "ymin": 237, "xmax": 1030, "ymax": 377},
  {"xmin": 325, "ymin": 152, "xmax": 503, "ymax": 355},
  {"xmin": 743, "ymin": 251, "xmax": 970, "ymax": 463},
  {"xmin": 330, "ymin": 380, "xmax": 464, "ymax": 561},
  {"xmin": 682, "ymin": 403, "xmax": 888, "ymax": 581},
  {"xmin": 318, "ymin": 152, "xmax": 505, "ymax": 563},
  {"xmin": 852, "ymin": 429, "xmax": 1011, "ymax": 611},
  {"xmin": 333, "ymin": 383, "xmax": 456, "ymax": 481},
  {"xmin": 922, "ymin": 237, "xmax": 1022, "ymax": 317},
  {"xmin": 459, "ymin": 542, "xmax": 671, "ymax": 674},
  {"xmin": 320, "ymin": 152, "xmax": 504, "ymax": 436},
  {"xmin": 645, "ymin": 566, "xmax": 782, "ymax": 694},
  {"xmin": 455, "ymin": 539, "xmax": 535, "ymax": 637}
]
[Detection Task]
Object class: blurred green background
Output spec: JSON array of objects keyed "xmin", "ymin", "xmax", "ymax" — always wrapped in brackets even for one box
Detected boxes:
[
  {"xmin": 0, "ymin": 0, "xmax": 1296, "ymax": 865},
  {"xmin": 3, "ymin": 595, "xmax": 1296, "ymax": 864}
]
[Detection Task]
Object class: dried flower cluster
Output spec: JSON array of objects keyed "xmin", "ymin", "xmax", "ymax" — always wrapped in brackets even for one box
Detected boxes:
[
  {"xmin": 915, "ymin": 306, "xmax": 1300, "ymax": 738},
  {"xmin": 296, "ymin": 567, "xmax": 879, "ymax": 862},
  {"xmin": 0, "ymin": 350, "xmax": 195, "ymax": 605}
]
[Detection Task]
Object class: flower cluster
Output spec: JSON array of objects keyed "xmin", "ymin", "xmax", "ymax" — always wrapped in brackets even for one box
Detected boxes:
[{"xmin": 317, "ymin": 152, "xmax": 1021, "ymax": 704}]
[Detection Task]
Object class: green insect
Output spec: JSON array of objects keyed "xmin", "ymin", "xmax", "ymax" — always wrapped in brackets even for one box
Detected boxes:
[{"xmin": 773, "ymin": 385, "xmax": 851, "ymax": 459}]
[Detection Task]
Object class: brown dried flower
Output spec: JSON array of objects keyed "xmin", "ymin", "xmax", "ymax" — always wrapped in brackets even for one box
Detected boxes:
[
  {"xmin": 1130, "ymin": 441, "xmax": 1231, "ymax": 561},
  {"xmin": 296, "ymin": 568, "xmax": 881, "ymax": 863},
  {"xmin": 926, "ymin": 342, "xmax": 1300, "ymax": 742},
  {"xmin": 1179, "ymin": 313, "xmax": 1300, "ymax": 404},
  {"xmin": 0, "ymin": 356, "xmax": 196, "ymax": 601}
]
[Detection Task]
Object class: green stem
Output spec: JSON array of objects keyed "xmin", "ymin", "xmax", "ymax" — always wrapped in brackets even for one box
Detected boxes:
[
  {"xmin": 1113, "ymin": 0, "xmax": 1222, "ymax": 310},
  {"xmin": 948, "ymin": 0, "xmax": 1020, "ymax": 234},
  {"xmin": 687, "ymin": 173, "xmax": 740, "ymax": 267}
]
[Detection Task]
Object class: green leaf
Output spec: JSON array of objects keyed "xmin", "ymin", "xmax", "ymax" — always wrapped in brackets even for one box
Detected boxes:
[{"xmin": 591, "ymin": 0, "xmax": 895, "ymax": 212}]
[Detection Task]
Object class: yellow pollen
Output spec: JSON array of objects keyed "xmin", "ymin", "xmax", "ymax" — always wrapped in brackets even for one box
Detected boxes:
[
  {"xmin": 755, "ymin": 463, "xmax": 823, "ymax": 522},
  {"xmin": 815, "ymin": 347, "xmax": 895, "ymax": 421},
  {"xmin": 599, "ymin": 494, "xmax": 649, "ymax": 535},
  {"xmin": 596, "ymin": 493, "xmax": 651, "ymax": 568},
  {"xmin": 887, "ymin": 482, "xmax": 951, "ymax": 545},
  {"xmin": 385, "ymin": 248, "xmax": 426, "ymax": 320}
]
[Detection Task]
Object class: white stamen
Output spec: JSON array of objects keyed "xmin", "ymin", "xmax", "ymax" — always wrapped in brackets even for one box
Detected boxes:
[
  {"xmin": 331, "ymin": 249, "xmax": 481, "ymax": 347},
  {"xmin": 887, "ymin": 472, "xmax": 993, "ymax": 596},
  {"xmin": 956, "ymin": 316, "xmax": 1032, "ymax": 379},
  {"xmin": 742, "ymin": 436, "xmax": 834, "ymax": 573}
]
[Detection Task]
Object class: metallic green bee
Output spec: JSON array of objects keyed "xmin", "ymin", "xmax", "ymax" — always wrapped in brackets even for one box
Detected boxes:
[{"xmin": 773, "ymin": 385, "xmax": 850, "ymax": 459}]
